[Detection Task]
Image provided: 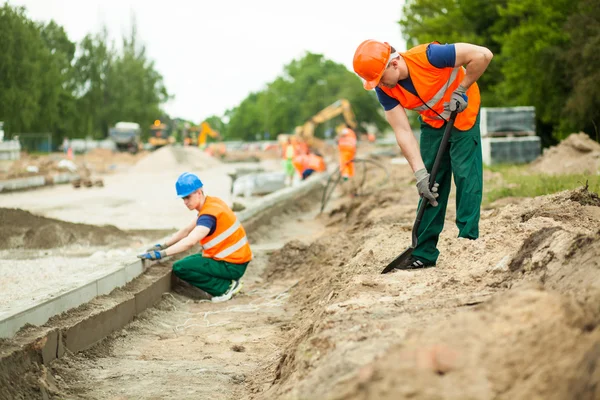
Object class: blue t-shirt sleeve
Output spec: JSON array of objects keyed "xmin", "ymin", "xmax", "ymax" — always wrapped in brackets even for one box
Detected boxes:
[
  {"xmin": 426, "ymin": 43, "xmax": 456, "ymax": 68},
  {"xmin": 197, "ymin": 214, "xmax": 217, "ymax": 236},
  {"xmin": 375, "ymin": 87, "xmax": 400, "ymax": 111}
]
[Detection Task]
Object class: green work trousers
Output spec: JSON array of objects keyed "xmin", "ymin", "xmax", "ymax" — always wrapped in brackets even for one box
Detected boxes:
[
  {"xmin": 411, "ymin": 113, "xmax": 483, "ymax": 265},
  {"xmin": 172, "ymin": 254, "xmax": 248, "ymax": 296}
]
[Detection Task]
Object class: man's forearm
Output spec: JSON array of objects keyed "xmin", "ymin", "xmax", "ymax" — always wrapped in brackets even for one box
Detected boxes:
[
  {"xmin": 165, "ymin": 237, "xmax": 195, "ymax": 256},
  {"xmin": 395, "ymin": 129, "xmax": 425, "ymax": 172}
]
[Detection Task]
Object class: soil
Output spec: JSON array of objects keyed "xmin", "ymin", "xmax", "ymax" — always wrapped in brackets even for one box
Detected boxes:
[
  {"xmin": 530, "ymin": 132, "xmax": 600, "ymax": 175},
  {"xmin": 0, "ymin": 148, "xmax": 148, "ymax": 181},
  {"xmin": 3, "ymin": 146, "xmax": 600, "ymax": 400},
  {"xmin": 0, "ymin": 207, "xmax": 172, "ymax": 250}
]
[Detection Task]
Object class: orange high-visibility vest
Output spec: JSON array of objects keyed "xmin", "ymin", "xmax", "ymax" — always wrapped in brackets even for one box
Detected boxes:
[
  {"xmin": 380, "ymin": 42, "xmax": 480, "ymax": 131},
  {"xmin": 338, "ymin": 128, "xmax": 357, "ymax": 151},
  {"xmin": 306, "ymin": 153, "xmax": 326, "ymax": 172},
  {"xmin": 293, "ymin": 154, "xmax": 307, "ymax": 175},
  {"xmin": 198, "ymin": 197, "xmax": 252, "ymax": 264}
]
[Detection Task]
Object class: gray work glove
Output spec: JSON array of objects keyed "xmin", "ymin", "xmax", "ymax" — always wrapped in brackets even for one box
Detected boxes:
[
  {"xmin": 443, "ymin": 85, "xmax": 468, "ymax": 113},
  {"xmin": 137, "ymin": 250, "xmax": 167, "ymax": 260},
  {"xmin": 414, "ymin": 168, "xmax": 439, "ymax": 207},
  {"xmin": 146, "ymin": 243, "xmax": 168, "ymax": 252}
]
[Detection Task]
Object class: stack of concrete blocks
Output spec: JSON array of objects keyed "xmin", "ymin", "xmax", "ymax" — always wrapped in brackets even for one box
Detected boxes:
[
  {"xmin": 480, "ymin": 106, "xmax": 541, "ymax": 165},
  {"xmin": 0, "ymin": 140, "xmax": 21, "ymax": 161}
]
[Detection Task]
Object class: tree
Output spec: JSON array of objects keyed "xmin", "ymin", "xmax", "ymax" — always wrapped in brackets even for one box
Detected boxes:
[
  {"xmin": 222, "ymin": 52, "xmax": 386, "ymax": 141},
  {"xmin": 0, "ymin": 4, "xmax": 46, "ymax": 134},
  {"xmin": 562, "ymin": 0, "xmax": 600, "ymax": 139},
  {"xmin": 494, "ymin": 0, "xmax": 572, "ymax": 142},
  {"xmin": 103, "ymin": 20, "xmax": 170, "ymax": 139},
  {"xmin": 400, "ymin": 0, "xmax": 599, "ymax": 144}
]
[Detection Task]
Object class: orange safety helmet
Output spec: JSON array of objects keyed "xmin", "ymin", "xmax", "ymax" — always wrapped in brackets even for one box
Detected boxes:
[{"xmin": 353, "ymin": 40, "xmax": 392, "ymax": 90}]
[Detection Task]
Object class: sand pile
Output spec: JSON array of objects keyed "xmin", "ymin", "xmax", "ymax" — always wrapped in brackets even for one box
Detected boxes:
[
  {"xmin": 530, "ymin": 132, "xmax": 600, "ymax": 175},
  {"xmin": 131, "ymin": 146, "xmax": 222, "ymax": 174}
]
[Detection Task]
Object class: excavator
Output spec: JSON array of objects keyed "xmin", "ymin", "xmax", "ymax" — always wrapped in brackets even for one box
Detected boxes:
[
  {"xmin": 289, "ymin": 99, "xmax": 358, "ymax": 147},
  {"xmin": 188, "ymin": 121, "xmax": 220, "ymax": 148}
]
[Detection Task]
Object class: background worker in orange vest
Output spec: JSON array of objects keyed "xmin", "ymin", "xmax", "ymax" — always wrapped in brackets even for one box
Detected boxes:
[
  {"xmin": 295, "ymin": 148, "xmax": 326, "ymax": 180},
  {"xmin": 282, "ymin": 137, "xmax": 296, "ymax": 186},
  {"xmin": 353, "ymin": 40, "xmax": 492, "ymax": 271},
  {"xmin": 138, "ymin": 172, "xmax": 252, "ymax": 302},
  {"xmin": 337, "ymin": 124, "xmax": 357, "ymax": 181}
]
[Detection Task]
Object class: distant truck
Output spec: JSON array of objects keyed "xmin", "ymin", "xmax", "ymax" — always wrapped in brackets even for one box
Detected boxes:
[{"xmin": 109, "ymin": 122, "xmax": 141, "ymax": 153}]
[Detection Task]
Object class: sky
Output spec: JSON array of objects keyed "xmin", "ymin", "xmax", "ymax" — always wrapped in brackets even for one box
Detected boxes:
[{"xmin": 10, "ymin": 0, "xmax": 406, "ymax": 122}]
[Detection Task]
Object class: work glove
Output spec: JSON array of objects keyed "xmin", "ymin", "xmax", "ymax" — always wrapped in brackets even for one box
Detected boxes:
[
  {"xmin": 414, "ymin": 168, "xmax": 439, "ymax": 207},
  {"xmin": 443, "ymin": 85, "xmax": 468, "ymax": 113},
  {"xmin": 137, "ymin": 250, "xmax": 167, "ymax": 260},
  {"xmin": 145, "ymin": 243, "xmax": 168, "ymax": 252}
]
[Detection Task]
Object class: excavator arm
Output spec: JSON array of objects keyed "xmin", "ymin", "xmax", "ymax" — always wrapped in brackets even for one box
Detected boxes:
[
  {"xmin": 296, "ymin": 99, "xmax": 357, "ymax": 143},
  {"xmin": 190, "ymin": 121, "xmax": 220, "ymax": 147}
]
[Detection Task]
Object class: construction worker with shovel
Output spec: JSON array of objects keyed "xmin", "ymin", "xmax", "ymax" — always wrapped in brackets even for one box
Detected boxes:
[
  {"xmin": 137, "ymin": 172, "xmax": 252, "ymax": 302},
  {"xmin": 353, "ymin": 40, "xmax": 492, "ymax": 271}
]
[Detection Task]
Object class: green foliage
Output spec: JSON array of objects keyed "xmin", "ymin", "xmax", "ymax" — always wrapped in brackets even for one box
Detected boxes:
[
  {"xmin": 399, "ymin": 0, "xmax": 506, "ymax": 105},
  {"xmin": 221, "ymin": 52, "xmax": 386, "ymax": 141},
  {"xmin": 400, "ymin": 0, "xmax": 600, "ymax": 145},
  {"xmin": 0, "ymin": 3, "xmax": 170, "ymax": 147},
  {"xmin": 484, "ymin": 164, "xmax": 600, "ymax": 204}
]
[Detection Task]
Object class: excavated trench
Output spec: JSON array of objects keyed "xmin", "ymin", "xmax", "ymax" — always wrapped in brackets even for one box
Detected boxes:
[{"xmin": 28, "ymin": 185, "xmax": 327, "ymax": 400}]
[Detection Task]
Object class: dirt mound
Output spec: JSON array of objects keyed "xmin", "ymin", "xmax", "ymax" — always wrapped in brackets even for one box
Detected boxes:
[
  {"xmin": 0, "ymin": 153, "xmax": 92, "ymax": 180},
  {"xmin": 334, "ymin": 286, "xmax": 600, "ymax": 400},
  {"xmin": 131, "ymin": 146, "xmax": 222, "ymax": 174},
  {"xmin": 81, "ymin": 148, "xmax": 147, "ymax": 174},
  {"xmin": 252, "ymin": 164, "xmax": 600, "ymax": 399},
  {"xmin": 0, "ymin": 208, "xmax": 169, "ymax": 249},
  {"xmin": 530, "ymin": 132, "xmax": 600, "ymax": 175}
]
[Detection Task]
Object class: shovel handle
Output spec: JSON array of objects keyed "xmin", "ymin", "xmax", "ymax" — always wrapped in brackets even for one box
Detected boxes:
[{"xmin": 411, "ymin": 111, "xmax": 458, "ymax": 247}]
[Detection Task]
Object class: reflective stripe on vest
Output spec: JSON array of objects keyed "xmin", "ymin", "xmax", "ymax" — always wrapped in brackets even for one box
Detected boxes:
[
  {"xmin": 203, "ymin": 219, "xmax": 241, "ymax": 250},
  {"xmin": 214, "ymin": 236, "xmax": 248, "ymax": 259},
  {"xmin": 412, "ymin": 67, "xmax": 460, "ymax": 117}
]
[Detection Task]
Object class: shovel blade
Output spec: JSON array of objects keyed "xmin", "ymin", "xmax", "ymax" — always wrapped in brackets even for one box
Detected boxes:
[{"xmin": 381, "ymin": 247, "xmax": 415, "ymax": 274}]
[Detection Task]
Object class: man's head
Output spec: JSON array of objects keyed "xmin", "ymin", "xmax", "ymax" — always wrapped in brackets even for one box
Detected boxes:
[
  {"xmin": 182, "ymin": 188, "xmax": 205, "ymax": 210},
  {"xmin": 353, "ymin": 40, "xmax": 401, "ymax": 90},
  {"xmin": 175, "ymin": 172, "xmax": 205, "ymax": 210}
]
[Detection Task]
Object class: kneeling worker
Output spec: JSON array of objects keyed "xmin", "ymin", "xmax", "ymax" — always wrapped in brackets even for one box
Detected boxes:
[{"xmin": 137, "ymin": 172, "xmax": 252, "ymax": 302}]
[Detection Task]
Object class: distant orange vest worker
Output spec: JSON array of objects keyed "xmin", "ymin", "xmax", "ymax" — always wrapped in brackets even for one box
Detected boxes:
[
  {"xmin": 292, "ymin": 153, "xmax": 307, "ymax": 176},
  {"xmin": 338, "ymin": 126, "xmax": 357, "ymax": 178},
  {"xmin": 379, "ymin": 42, "xmax": 480, "ymax": 131},
  {"xmin": 306, "ymin": 153, "xmax": 326, "ymax": 172}
]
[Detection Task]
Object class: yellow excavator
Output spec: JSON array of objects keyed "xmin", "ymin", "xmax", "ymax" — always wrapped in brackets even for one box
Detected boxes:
[
  {"xmin": 188, "ymin": 121, "xmax": 220, "ymax": 148},
  {"xmin": 293, "ymin": 99, "xmax": 357, "ymax": 145}
]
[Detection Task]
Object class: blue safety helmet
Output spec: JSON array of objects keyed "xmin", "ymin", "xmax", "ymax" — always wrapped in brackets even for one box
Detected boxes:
[{"xmin": 175, "ymin": 172, "xmax": 203, "ymax": 198}]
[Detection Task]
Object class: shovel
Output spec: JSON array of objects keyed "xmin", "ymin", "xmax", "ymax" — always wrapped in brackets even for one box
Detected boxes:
[{"xmin": 381, "ymin": 110, "xmax": 458, "ymax": 274}]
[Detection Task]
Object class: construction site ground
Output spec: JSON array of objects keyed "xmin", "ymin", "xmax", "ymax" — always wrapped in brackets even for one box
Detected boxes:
[{"xmin": 1, "ymin": 134, "xmax": 600, "ymax": 399}]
